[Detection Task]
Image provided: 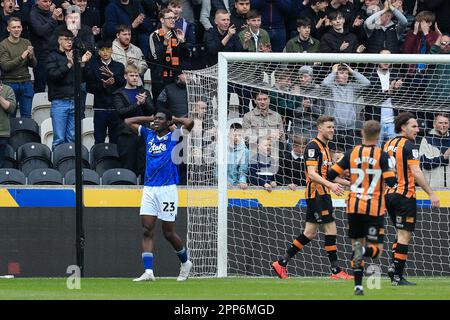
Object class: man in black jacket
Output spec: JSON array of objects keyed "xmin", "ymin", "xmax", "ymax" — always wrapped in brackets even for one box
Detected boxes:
[
  {"xmin": 204, "ymin": 9, "xmax": 244, "ymax": 66},
  {"xmin": 30, "ymin": 0, "xmax": 64, "ymax": 92},
  {"xmin": 85, "ymin": 39, "xmax": 125, "ymax": 144},
  {"xmin": 113, "ymin": 63, "xmax": 155, "ymax": 178},
  {"xmin": 48, "ymin": 5, "xmax": 95, "ymax": 118},
  {"xmin": 46, "ymin": 28, "xmax": 92, "ymax": 150},
  {"xmin": 230, "ymin": 0, "xmax": 250, "ymax": 32},
  {"xmin": 319, "ymin": 10, "xmax": 364, "ymax": 53}
]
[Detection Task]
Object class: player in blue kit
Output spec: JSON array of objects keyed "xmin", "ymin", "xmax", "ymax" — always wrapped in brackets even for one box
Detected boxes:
[{"xmin": 125, "ymin": 109, "xmax": 195, "ymax": 282}]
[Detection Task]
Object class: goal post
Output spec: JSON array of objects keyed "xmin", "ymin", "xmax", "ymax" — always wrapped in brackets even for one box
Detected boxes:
[{"xmin": 185, "ymin": 52, "xmax": 450, "ymax": 278}]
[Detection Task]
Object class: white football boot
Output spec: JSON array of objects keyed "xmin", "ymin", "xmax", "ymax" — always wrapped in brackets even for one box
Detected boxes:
[{"xmin": 177, "ymin": 260, "xmax": 193, "ymax": 281}]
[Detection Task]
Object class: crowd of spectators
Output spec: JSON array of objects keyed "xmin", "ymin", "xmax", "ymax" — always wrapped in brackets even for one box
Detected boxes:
[{"xmin": 0, "ymin": 0, "xmax": 449, "ymax": 188}]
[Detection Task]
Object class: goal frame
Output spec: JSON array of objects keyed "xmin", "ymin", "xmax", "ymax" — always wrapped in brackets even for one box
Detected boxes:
[{"xmin": 216, "ymin": 52, "xmax": 450, "ymax": 278}]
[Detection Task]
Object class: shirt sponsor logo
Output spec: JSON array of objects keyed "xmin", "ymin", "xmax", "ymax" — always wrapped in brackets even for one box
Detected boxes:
[{"xmin": 148, "ymin": 141, "xmax": 167, "ymax": 154}]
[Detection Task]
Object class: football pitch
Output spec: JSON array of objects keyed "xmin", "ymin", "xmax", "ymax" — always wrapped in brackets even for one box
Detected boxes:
[{"xmin": 1, "ymin": 277, "xmax": 449, "ymax": 300}]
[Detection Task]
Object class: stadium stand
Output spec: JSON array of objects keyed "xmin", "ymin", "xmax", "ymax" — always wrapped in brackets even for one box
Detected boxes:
[
  {"xmin": 85, "ymin": 93, "xmax": 95, "ymax": 119},
  {"xmin": 9, "ymin": 118, "xmax": 41, "ymax": 151},
  {"xmin": 64, "ymin": 168, "xmax": 101, "ymax": 186},
  {"xmin": 53, "ymin": 143, "xmax": 90, "ymax": 176},
  {"xmin": 0, "ymin": 168, "xmax": 26, "ymax": 185},
  {"xmin": 81, "ymin": 117, "xmax": 95, "ymax": 151},
  {"xmin": 27, "ymin": 168, "xmax": 63, "ymax": 185},
  {"xmin": 31, "ymin": 92, "xmax": 51, "ymax": 127},
  {"xmin": 102, "ymin": 168, "xmax": 138, "ymax": 185},
  {"xmin": 3, "ymin": 144, "xmax": 16, "ymax": 169},
  {"xmin": 90, "ymin": 143, "xmax": 122, "ymax": 176},
  {"xmin": 40, "ymin": 118, "xmax": 53, "ymax": 150},
  {"xmin": 17, "ymin": 143, "xmax": 53, "ymax": 177}
]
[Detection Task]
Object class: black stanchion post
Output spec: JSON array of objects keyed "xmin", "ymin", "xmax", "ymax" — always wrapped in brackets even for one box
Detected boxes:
[{"xmin": 68, "ymin": 5, "xmax": 85, "ymax": 277}]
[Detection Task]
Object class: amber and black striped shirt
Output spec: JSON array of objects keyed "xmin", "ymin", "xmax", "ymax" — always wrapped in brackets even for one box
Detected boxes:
[
  {"xmin": 304, "ymin": 138, "xmax": 332, "ymax": 199},
  {"xmin": 383, "ymin": 136, "xmax": 420, "ymax": 199},
  {"xmin": 328, "ymin": 145, "xmax": 396, "ymax": 216}
]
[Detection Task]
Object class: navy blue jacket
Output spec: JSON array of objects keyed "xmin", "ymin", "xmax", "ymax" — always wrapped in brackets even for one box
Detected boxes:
[
  {"xmin": 85, "ymin": 56, "xmax": 126, "ymax": 110},
  {"xmin": 29, "ymin": 5, "xmax": 61, "ymax": 59},
  {"xmin": 103, "ymin": 0, "xmax": 152, "ymax": 43},
  {"xmin": 249, "ymin": 156, "xmax": 277, "ymax": 186},
  {"xmin": 251, "ymin": 0, "xmax": 291, "ymax": 29}
]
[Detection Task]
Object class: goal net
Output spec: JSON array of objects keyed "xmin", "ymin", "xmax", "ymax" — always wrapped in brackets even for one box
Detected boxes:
[{"xmin": 184, "ymin": 53, "xmax": 450, "ymax": 278}]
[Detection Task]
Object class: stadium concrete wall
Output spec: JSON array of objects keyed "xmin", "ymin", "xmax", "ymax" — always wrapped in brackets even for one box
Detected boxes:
[
  {"xmin": 0, "ymin": 187, "xmax": 449, "ymax": 277},
  {"xmin": 0, "ymin": 207, "xmax": 188, "ymax": 278}
]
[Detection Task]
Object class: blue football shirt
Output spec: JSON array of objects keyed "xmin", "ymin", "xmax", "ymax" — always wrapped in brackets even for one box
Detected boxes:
[{"xmin": 139, "ymin": 125, "xmax": 181, "ymax": 186}]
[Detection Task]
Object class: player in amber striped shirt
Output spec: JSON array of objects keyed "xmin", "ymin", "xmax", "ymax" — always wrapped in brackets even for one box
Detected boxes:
[
  {"xmin": 272, "ymin": 116, "xmax": 353, "ymax": 280},
  {"xmin": 383, "ymin": 112, "xmax": 440, "ymax": 286},
  {"xmin": 328, "ymin": 120, "xmax": 397, "ymax": 295}
]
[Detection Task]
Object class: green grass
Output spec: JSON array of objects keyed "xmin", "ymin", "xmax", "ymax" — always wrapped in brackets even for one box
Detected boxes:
[{"xmin": 1, "ymin": 277, "xmax": 450, "ymax": 300}]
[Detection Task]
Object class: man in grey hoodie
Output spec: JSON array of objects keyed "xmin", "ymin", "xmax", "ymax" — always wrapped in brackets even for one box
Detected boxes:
[{"xmin": 321, "ymin": 63, "xmax": 370, "ymax": 150}]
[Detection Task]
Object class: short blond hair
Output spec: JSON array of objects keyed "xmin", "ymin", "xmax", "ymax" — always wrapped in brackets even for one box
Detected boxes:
[{"xmin": 124, "ymin": 63, "xmax": 139, "ymax": 74}]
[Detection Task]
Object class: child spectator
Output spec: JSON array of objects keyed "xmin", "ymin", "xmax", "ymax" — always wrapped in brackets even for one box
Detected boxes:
[
  {"xmin": 228, "ymin": 122, "xmax": 249, "ymax": 189},
  {"xmin": 277, "ymin": 134, "xmax": 308, "ymax": 190},
  {"xmin": 249, "ymin": 135, "xmax": 279, "ymax": 192},
  {"xmin": 238, "ymin": 9, "xmax": 271, "ymax": 52}
]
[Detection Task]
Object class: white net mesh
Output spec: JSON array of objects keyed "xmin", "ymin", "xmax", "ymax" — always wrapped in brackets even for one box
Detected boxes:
[{"xmin": 185, "ymin": 54, "xmax": 450, "ymax": 278}]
